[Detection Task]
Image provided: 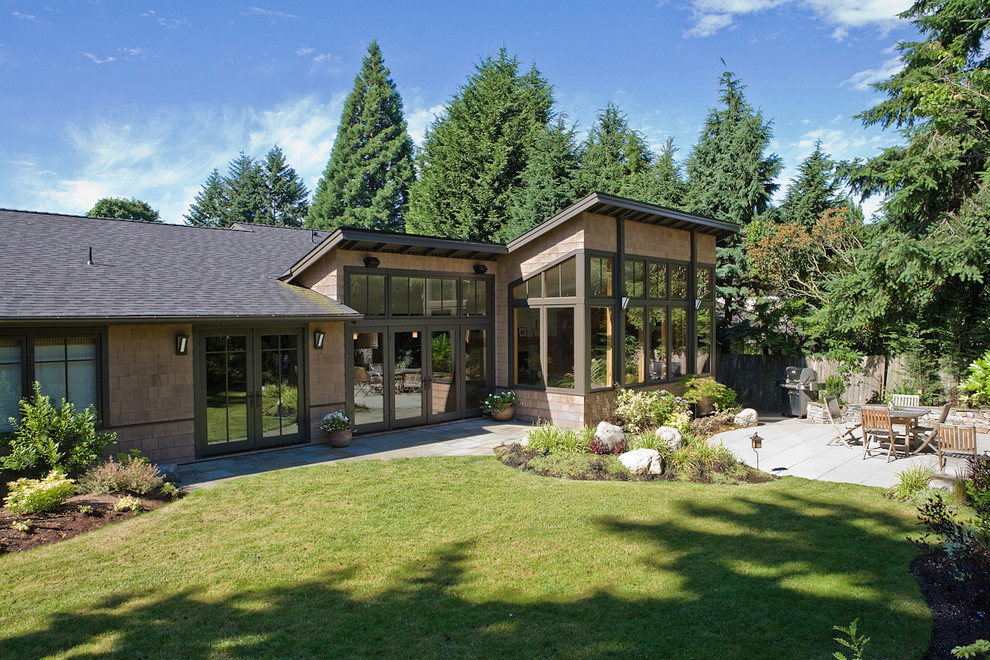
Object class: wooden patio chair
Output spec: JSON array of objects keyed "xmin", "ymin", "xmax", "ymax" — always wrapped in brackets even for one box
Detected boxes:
[
  {"xmin": 824, "ymin": 396, "xmax": 860, "ymax": 448},
  {"xmin": 862, "ymin": 407, "xmax": 910, "ymax": 461},
  {"xmin": 912, "ymin": 402, "xmax": 951, "ymax": 454},
  {"xmin": 891, "ymin": 393, "xmax": 921, "ymax": 407},
  {"xmin": 936, "ymin": 424, "xmax": 979, "ymax": 470}
]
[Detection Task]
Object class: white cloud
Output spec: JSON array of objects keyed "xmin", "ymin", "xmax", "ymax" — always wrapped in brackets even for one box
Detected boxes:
[
  {"xmin": 156, "ymin": 16, "xmax": 188, "ymax": 29},
  {"xmin": 118, "ymin": 47, "xmax": 147, "ymax": 57},
  {"xmin": 5, "ymin": 95, "xmax": 346, "ymax": 223},
  {"xmin": 296, "ymin": 46, "xmax": 315, "ymax": 56},
  {"xmin": 245, "ymin": 7, "xmax": 298, "ymax": 19},
  {"xmin": 841, "ymin": 57, "xmax": 903, "ymax": 91},
  {"xmin": 682, "ymin": 0, "xmax": 911, "ymax": 39},
  {"xmin": 310, "ymin": 52, "xmax": 342, "ymax": 73},
  {"xmin": 12, "ymin": 11, "xmax": 37, "ymax": 21},
  {"xmin": 83, "ymin": 52, "xmax": 116, "ymax": 65},
  {"xmin": 406, "ymin": 103, "xmax": 447, "ymax": 145}
]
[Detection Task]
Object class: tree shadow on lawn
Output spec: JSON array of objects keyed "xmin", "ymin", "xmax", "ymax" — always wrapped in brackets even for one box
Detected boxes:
[{"xmin": 1, "ymin": 488, "xmax": 929, "ymax": 659}]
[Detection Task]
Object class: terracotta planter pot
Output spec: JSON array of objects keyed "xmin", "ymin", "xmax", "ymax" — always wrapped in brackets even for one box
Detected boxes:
[
  {"xmin": 325, "ymin": 430, "xmax": 353, "ymax": 448},
  {"xmin": 491, "ymin": 405, "xmax": 515, "ymax": 422}
]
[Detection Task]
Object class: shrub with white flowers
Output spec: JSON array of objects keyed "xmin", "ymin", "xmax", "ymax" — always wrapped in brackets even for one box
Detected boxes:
[
  {"xmin": 319, "ymin": 411, "xmax": 351, "ymax": 432},
  {"xmin": 480, "ymin": 390, "xmax": 521, "ymax": 416}
]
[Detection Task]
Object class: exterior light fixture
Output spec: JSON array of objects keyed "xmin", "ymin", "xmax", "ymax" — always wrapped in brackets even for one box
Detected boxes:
[
  {"xmin": 411, "ymin": 331, "xmax": 419, "ymax": 339},
  {"xmin": 363, "ymin": 256, "xmax": 380, "ymax": 268},
  {"xmin": 314, "ymin": 330, "xmax": 326, "ymax": 349},
  {"xmin": 695, "ymin": 299, "xmax": 702, "ymax": 310},
  {"xmin": 750, "ymin": 432, "xmax": 763, "ymax": 470},
  {"xmin": 473, "ymin": 264, "xmax": 488, "ymax": 274},
  {"xmin": 175, "ymin": 334, "xmax": 189, "ymax": 356},
  {"xmin": 621, "ymin": 296, "xmax": 630, "ymax": 310},
  {"xmin": 353, "ymin": 332, "xmax": 359, "ymax": 341}
]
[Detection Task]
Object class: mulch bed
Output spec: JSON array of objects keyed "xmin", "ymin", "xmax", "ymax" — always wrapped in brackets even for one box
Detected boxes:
[
  {"xmin": 914, "ymin": 553, "xmax": 990, "ymax": 659},
  {"xmin": 0, "ymin": 492, "xmax": 173, "ymax": 554}
]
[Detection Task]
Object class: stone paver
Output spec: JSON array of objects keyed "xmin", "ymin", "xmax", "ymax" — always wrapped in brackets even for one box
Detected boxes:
[
  {"xmin": 713, "ymin": 414, "xmax": 989, "ymax": 489},
  {"xmin": 176, "ymin": 413, "xmax": 988, "ymax": 492}
]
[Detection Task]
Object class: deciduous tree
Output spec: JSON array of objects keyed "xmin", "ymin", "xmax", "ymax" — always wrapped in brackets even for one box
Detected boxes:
[{"xmin": 87, "ymin": 197, "xmax": 160, "ymax": 222}]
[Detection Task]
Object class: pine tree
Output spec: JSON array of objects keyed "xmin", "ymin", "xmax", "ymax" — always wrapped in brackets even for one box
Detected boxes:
[
  {"xmin": 185, "ymin": 168, "xmax": 228, "ymax": 227},
  {"xmin": 621, "ymin": 137, "xmax": 687, "ymax": 208},
  {"xmin": 308, "ymin": 41, "xmax": 415, "ymax": 231},
  {"xmin": 577, "ymin": 102, "xmax": 652, "ymax": 196},
  {"xmin": 261, "ymin": 145, "xmax": 309, "ymax": 227},
  {"xmin": 778, "ymin": 141, "xmax": 843, "ymax": 226},
  {"xmin": 225, "ymin": 152, "xmax": 267, "ymax": 226},
  {"xmin": 684, "ymin": 70, "xmax": 782, "ymax": 353},
  {"xmin": 406, "ymin": 48, "xmax": 554, "ymax": 241},
  {"xmin": 501, "ymin": 118, "xmax": 581, "ymax": 241}
]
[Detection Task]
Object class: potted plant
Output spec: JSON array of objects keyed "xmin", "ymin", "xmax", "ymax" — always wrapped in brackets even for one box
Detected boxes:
[
  {"xmin": 481, "ymin": 390, "xmax": 521, "ymax": 422},
  {"xmin": 319, "ymin": 410, "xmax": 352, "ymax": 448}
]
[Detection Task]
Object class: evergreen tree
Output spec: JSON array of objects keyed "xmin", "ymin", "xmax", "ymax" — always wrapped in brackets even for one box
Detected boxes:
[
  {"xmin": 225, "ymin": 152, "xmax": 267, "ymax": 226},
  {"xmin": 87, "ymin": 197, "xmax": 160, "ymax": 222},
  {"xmin": 185, "ymin": 169, "xmax": 228, "ymax": 227},
  {"xmin": 621, "ymin": 137, "xmax": 687, "ymax": 208},
  {"xmin": 502, "ymin": 118, "xmax": 581, "ymax": 241},
  {"xmin": 261, "ymin": 145, "xmax": 309, "ymax": 227},
  {"xmin": 577, "ymin": 102, "xmax": 652, "ymax": 196},
  {"xmin": 778, "ymin": 141, "xmax": 844, "ymax": 226},
  {"xmin": 308, "ymin": 41, "xmax": 415, "ymax": 231},
  {"xmin": 684, "ymin": 70, "xmax": 782, "ymax": 353},
  {"xmin": 406, "ymin": 48, "xmax": 554, "ymax": 241}
]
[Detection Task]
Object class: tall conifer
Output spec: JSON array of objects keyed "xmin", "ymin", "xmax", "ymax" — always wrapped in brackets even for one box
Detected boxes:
[
  {"xmin": 622, "ymin": 137, "xmax": 687, "ymax": 208},
  {"xmin": 406, "ymin": 48, "xmax": 554, "ymax": 241},
  {"xmin": 577, "ymin": 102, "xmax": 651, "ymax": 196},
  {"xmin": 308, "ymin": 41, "xmax": 415, "ymax": 231},
  {"xmin": 778, "ymin": 141, "xmax": 843, "ymax": 226},
  {"xmin": 261, "ymin": 145, "xmax": 309, "ymax": 227}
]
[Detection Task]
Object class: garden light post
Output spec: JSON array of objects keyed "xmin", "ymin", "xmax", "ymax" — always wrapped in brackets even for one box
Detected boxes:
[{"xmin": 750, "ymin": 432, "xmax": 762, "ymax": 471}]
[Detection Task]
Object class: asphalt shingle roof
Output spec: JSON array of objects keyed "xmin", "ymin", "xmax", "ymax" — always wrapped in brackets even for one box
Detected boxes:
[{"xmin": 0, "ymin": 210, "xmax": 359, "ymax": 322}]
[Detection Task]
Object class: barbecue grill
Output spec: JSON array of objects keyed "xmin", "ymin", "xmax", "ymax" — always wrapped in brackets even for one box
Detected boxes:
[{"xmin": 779, "ymin": 366, "xmax": 819, "ymax": 417}]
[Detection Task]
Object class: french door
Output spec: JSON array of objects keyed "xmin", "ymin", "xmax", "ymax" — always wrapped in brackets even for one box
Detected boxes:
[{"xmin": 196, "ymin": 329, "xmax": 305, "ymax": 457}]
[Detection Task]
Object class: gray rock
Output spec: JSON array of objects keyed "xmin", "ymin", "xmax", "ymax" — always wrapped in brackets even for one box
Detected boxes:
[
  {"xmin": 593, "ymin": 421, "xmax": 626, "ymax": 454},
  {"xmin": 619, "ymin": 448, "xmax": 660, "ymax": 475},
  {"xmin": 656, "ymin": 426, "xmax": 683, "ymax": 450},
  {"xmin": 734, "ymin": 408, "xmax": 759, "ymax": 428}
]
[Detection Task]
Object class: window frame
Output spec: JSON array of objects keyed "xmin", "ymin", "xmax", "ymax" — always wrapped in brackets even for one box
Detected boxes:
[{"xmin": 345, "ymin": 267, "xmax": 495, "ymax": 320}]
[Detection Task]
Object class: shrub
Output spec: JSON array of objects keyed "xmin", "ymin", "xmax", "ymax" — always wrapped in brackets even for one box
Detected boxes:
[
  {"xmin": 589, "ymin": 434, "xmax": 625, "ymax": 455},
  {"xmin": 4, "ymin": 470, "xmax": 76, "ymax": 515},
  {"xmin": 525, "ymin": 422, "xmax": 592, "ymax": 455},
  {"xmin": 615, "ymin": 389, "xmax": 691, "ymax": 433},
  {"xmin": 885, "ymin": 464, "xmax": 936, "ymax": 502},
  {"xmin": 11, "ymin": 519, "xmax": 31, "ymax": 532},
  {"xmin": 160, "ymin": 481, "xmax": 179, "ymax": 499},
  {"xmin": 960, "ymin": 349, "xmax": 990, "ymax": 408},
  {"xmin": 113, "ymin": 495, "xmax": 142, "ymax": 512},
  {"xmin": 78, "ymin": 455, "xmax": 164, "ymax": 495},
  {"xmin": 679, "ymin": 376, "xmax": 738, "ymax": 412},
  {"xmin": 914, "ymin": 491, "xmax": 990, "ymax": 577},
  {"xmin": 2, "ymin": 383, "xmax": 116, "ymax": 473}
]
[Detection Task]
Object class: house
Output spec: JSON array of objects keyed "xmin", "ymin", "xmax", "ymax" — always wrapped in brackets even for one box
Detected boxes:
[{"xmin": 0, "ymin": 193, "xmax": 737, "ymax": 464}]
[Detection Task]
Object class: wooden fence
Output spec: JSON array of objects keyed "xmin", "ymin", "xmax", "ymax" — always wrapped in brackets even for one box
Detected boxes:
[{"xmin": 717, "ymin": 354, "xmax": 960, "ymax": 412}]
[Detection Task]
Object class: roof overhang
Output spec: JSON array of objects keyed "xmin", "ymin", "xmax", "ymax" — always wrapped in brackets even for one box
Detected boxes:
[
  {"xmin": 506, "ymin": 192, "xmax": 740, "ymax": 252},
  {"xmin": 282, "ymin": 228, "xmax": 507, "ymax": 284}
]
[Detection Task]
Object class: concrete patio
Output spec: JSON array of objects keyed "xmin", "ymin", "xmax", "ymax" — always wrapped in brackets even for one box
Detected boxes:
[
  {"xmin": 713, "ymin": 414, "xmax": 989, "ymax": 488},
  {"xmin": 176, "ymin": 414, "xmax": 989, "ymax": 491}
]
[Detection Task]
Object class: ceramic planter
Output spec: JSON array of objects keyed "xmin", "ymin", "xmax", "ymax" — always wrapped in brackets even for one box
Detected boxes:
[
  {"xmin": 491, "ymin": 405, "xmax": 515, "ymax": 422},
  {"xmin": 325, "ymin": 430, "xmax": 353, "ymax": 448}
]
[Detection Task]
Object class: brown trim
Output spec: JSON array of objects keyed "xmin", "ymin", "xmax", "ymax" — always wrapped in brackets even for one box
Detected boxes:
[{"xmin": 108, "ymin": 417, "xmax": 195, "ymax": 431}]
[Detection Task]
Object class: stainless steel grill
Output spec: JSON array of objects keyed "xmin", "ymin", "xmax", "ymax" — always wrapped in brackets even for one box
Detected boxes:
[{"xmin": 779, "ymin": 366, "xmax": 819, "ymax": 417}]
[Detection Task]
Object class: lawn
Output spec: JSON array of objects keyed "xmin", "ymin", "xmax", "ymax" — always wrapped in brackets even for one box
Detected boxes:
[{"xmin": 0, "ymin": 457, "xmax": 929, "ymax": 659}]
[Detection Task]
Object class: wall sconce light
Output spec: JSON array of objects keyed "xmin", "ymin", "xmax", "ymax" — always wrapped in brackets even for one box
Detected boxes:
[
  {"xmin": 473, "ymin": 263, "xmax": 488, "ymax": 274},
  {"xmin": 621, "ymin": 296, "xmax": 630, "ymax": 310},
  {"xmin": 411, "ymin": 331, "xmax": 419, "ymax": 339},
  {"xmin": 695, "ymin": 299, "xmax": 702, "ymax": 310},
  {"xmin": 363, "ymin": 256, "xmax": 380, "ymax": 268},
  {"xmin": 750, "ymin": 432, "xmax": 763, "ymax": 470},
  {"xmin": 175, "ymin": 334, "xmax": 189, "ymax": 356},
  {"xmin": 353, "ymin": 332, "xmax": 359, "ymax": 341},
  {"xmin": 314, "ymin": 330, "xmax": 326, "ymax": 349}
]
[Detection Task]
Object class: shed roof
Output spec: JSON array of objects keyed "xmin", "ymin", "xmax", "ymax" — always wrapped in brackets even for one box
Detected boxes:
[{"xmin": 0, "ymin": 210, "xmax": 359, "ymax": 323}]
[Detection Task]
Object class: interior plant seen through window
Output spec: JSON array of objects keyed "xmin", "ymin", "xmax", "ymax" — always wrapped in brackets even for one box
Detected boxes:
[{"xmin": 589, "ymin": 306, "xmax": 613, "ymax": 389}]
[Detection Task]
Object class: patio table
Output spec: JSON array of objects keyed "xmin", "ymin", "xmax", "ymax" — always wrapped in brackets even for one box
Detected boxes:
[{"xmin": 864, "ymin": 405, "xmax": 926, "ymax": 450}]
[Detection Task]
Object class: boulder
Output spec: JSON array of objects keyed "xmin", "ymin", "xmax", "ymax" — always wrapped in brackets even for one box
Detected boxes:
[
  {"xmin": 656, "ymin": 426, "xmax": 683, "ymax": 450},
  {"xmin": 619, "ymin": 448, "xmax": 660, "ymax": 475},
  {"xmin": 593, "ymin": 421, "xmax": 626, "ymax": 454},
  {"xmin": 647, "ymin": 454, "xmax": 665, "ymax": 476},
  {"xmin": 734, "ymin": 408, "xmax": 759, "ymax": 428}
]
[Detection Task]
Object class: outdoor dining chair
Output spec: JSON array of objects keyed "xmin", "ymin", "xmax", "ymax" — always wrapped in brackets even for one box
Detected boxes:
[
  {"xmin": 912, "ymin": 402, "xmax": 951, "ymax": 455},
  {"xmin": 824, "ymin": 396, "xmax": 860, "ymax": 448},
  {"xmin": 936, "ymin": 424, "xmax": 979, "ymax": 470},
  {"xmin": 862, "ymin": 406, "xmax": 910, "ymax": 461},
  {"xmin": 891, "ymin": 393, "xmax": 921, "ymax": 407}
]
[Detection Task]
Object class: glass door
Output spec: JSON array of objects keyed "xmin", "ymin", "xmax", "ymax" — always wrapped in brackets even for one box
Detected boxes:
[
  {"xmin": 427, "ymin": 327, "xmax": 458, "ymax": 423},
  {"xmin": 352, "ymin": 329, "xmax": 386, "ymax": 430},
  {"xmin": 391, "ymin": 329, "xmax": 425, "ymax": 426},
  {"xmin": 198, "ymin": 330, "xmax": 304, "ymax": 457}
]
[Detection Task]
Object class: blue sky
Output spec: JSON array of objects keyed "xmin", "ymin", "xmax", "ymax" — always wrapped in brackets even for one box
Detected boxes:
[{"xmin": 1, "ymin": 1, "xmax": 916, "ymax": 223}]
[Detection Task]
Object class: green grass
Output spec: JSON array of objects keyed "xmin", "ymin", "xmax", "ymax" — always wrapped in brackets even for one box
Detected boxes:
[{"xmin": 0, "ymin": 458, "xmax": 930, "ymax": 658}]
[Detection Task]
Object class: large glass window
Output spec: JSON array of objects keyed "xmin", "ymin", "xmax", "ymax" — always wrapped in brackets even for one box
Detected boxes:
[
  {"xmin": 648, "ymin": 263, "xmax": 668, "ymax": 299},
  {"xmin": 545, "ymin": 258, "xmax": 577, "ymax": 298},
  {"xmin": 624, "ymin": 260, "xmax": 645, "ymax": 298},
  {"xmin": 348, "ymin": 274, "xmax": 386, "ymax": 316},
  {"xmin": 624, "ymin": 308, "xmax": 646, "ymax": 385},
  {"xmin": 353, "ymin": 331, "xmax": 385, "ymax": 427},
  {"xmin": 546, "ymin": 308, "xmax": 575, "ymax": 389},
  {"xmin": 0, "ymin": 339, "xmax": 23, "ymax": 433},
  {"xmin": 427, "ymin": 278, "xmax": 456, "ymax": 316},
  {"xmin": 590, "ymin": 307, "xmax": 613, "ymax": 390},
  {"xmin": 590, "ymin": 256, "xmax": 613, "ymax": 297},
  {"xmin": 697, "ymin": 307, "xmax": 713, "ymax": 374},
  {"xmin": 260, "ymin": 334, "xmax": 300, "ymax": 440},
  {"xmin": 205, "ymin": 335, "xmax": 249, "ymax": 445},
  {"xmin": 390, "ymin": 277, "xmax": 426, "ymax": 316},
  {"xmin": 512, "ymin": 276, "xmax": 542, "ymax": 300},
  {"xmin": 514, "ymin": 308, "xmax": 542, "ymax": 387},
  {"xmin": 648, "ymin": 309, "xmax": 667, "ymax": 381},
  {"xmin": 464, "ymin": 329, "xmax": 488, "ymax": 409},
  {"xmin": 697, "ymin": 266, "xmax": 714, "ymax": 302},
  {"xmin": 670, "ymin": 308, "xmax": 688, "ymax": 379},
  {"xmin": 671, "ymin": 265, "xmax": 688, "ymax": 300},
  {"xmin": 462, "ymin": 279, "xmax": 488, "ymax": 316},
  {"xmin": 34, "ymin": 337, "xmax": 98, "ymax": 413}
]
